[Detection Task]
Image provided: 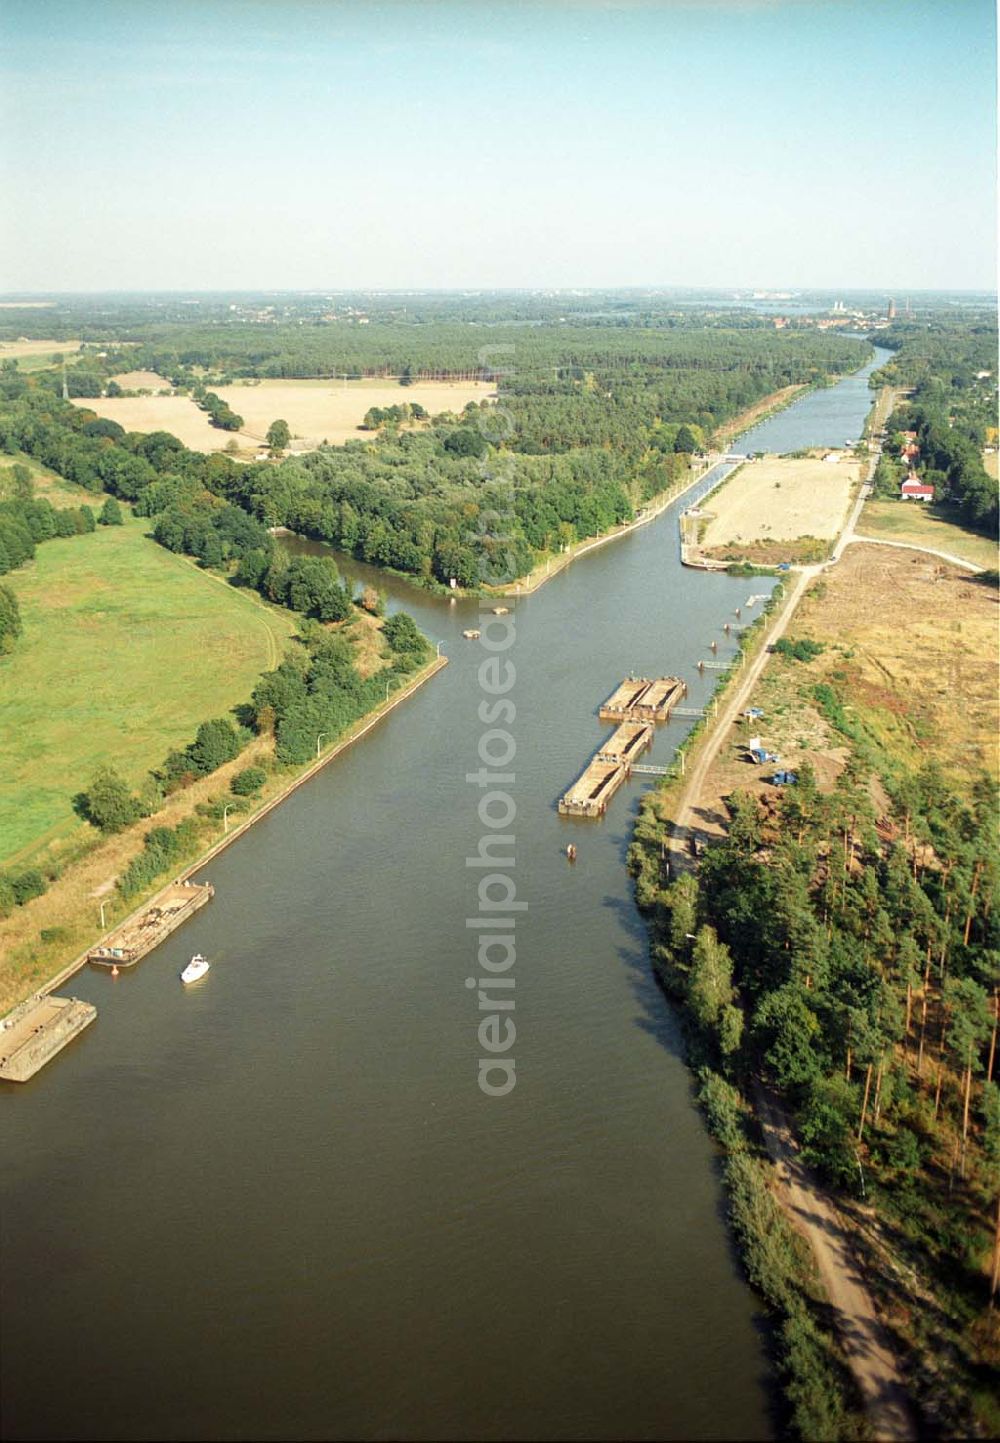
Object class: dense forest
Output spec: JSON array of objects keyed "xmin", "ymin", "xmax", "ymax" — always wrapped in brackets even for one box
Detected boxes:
[{"xmin": 0, "ymin": 318, "xmax": 868, "ymax": 588}]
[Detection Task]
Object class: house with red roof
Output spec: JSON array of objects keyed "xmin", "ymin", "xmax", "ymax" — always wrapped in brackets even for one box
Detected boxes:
[{"xmin": 900, "ymin": 475, "xmax": 935, "ymax": 501}]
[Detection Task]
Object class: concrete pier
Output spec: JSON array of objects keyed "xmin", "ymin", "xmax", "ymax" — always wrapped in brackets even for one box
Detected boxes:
[
  {"xmin": 0, "ymin": 995, "xmax": 97, "ymax": 1083},
  {"xmin": 598, "ymin": 676, "xmax": 686, "ymax": 723}
]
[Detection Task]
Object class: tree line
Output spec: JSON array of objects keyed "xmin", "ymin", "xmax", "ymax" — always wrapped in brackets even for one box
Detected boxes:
[
  {"xmin": 0, "ymin": 321, "xmax": 869, "ymax": 591},
  {"xmin": 871, "ymin": 316, "xmax": 998, "ymax": 535},
  {"xmin": 629, "ymin": 676, "xmax": 998, "ymax": 1434}
]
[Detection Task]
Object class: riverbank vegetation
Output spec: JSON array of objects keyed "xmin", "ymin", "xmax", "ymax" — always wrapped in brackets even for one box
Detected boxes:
[
  {"xmin": 0, "ymin": 589, "xmax": 434, "ymax": 1013},
  {"xmin": 0, "ymin": 513, "xmax": 297, "ymax": 869},
  {"xmin": 631, "ymin": 547, "xmax": 1000, "ymax": 1438}
]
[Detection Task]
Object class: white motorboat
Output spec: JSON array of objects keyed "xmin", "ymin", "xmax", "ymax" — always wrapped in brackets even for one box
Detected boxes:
[{"xmin": 181, "ymin": 954, "xmax": 210, "ymax": 985}]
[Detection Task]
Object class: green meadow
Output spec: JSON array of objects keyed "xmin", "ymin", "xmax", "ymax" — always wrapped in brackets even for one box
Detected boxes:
[{"xmin": 0, "ymin": 517, "xmax": 296, "ymax": 865}]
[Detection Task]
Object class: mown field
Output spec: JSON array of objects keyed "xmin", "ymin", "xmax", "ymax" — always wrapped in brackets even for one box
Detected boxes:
[
  {"xmin": 215, "ymin": 377, "xmax": 496, "ymax": 444},
  {"xmin": 0, "ymin": 338, "xmax": 82, "ymax": 361},
  {"xmin": 2, "ymin": 450, "xmax": 102, "ymax": 505},
  {"xmin": 0, "ymin": 518, "xmax": 296, "ymax": 866},
  {"xmin": 70, "ymin": 393, "xmax": 230, "ymax": 450},
  {"xmin": 701, "ymin": 452, "xmax": 858, "ymax": 553},
  {"xmin": 71, "ymin": 377, "xmax": 496, "ymax": 454},
  {"xmin": 856, "ymin": 499, "xmax": 997, "ymax": 570}
]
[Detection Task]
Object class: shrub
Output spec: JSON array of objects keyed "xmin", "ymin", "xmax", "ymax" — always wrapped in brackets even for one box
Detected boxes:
[
  {"xmin": 82, "ymin": 765, "xmax": 142, "ymax": 833},
  {"xmin": 231, "ymin": 765, "xmax": 266, "ymax": 797},
  {"xmin": 773, "ymin": 636, "xmax": 825, "ymax": 663},
  {"xmin": 0, "ymin": 872, "xmax": 17, "ymax": 916},
  {"xmin": 697, "ymin": 1069, "xmax": 749, "ymax": 1152},
  {"xmin": 188, "ymin": 718, "xmax": 241, "ymax": 774},
  {"xmin": 118, "ymin": 819, "xmax": 201, "ymax": 900},
  {"xmin": 0, "ymin": 581, "xmax": 21, "ymax": 652},
  {"xmin": 11, "ymin": 867, "xmax": 47, "ymax": 904},
  {"xmin": 382, "ymin": 611, "xmax": 427, "ymax": 656}
]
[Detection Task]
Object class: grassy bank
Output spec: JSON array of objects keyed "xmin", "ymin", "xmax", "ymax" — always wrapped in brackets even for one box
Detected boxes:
[
  {"xmin": 711, "ymin": 382, "xmax": 809, "ymax": 450},
  {"xmin": 856, "ymin": 499, "xmax": 996, "ymax": 570},
  {"xmin": 0, "ymin": 651, "xmax": 446, "ymax": 1015},
  {"xmin": 0, "ymin": 516, "xmax": 297, "ymax": 867}
]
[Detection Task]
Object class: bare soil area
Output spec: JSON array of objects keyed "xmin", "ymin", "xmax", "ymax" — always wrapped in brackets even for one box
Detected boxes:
[
  {"xmin": 72, "ymin": 378, "xmax": 496, "ymax": 454},
  {"xmin": 701, "ymin": 453, "xmax": 858, "ymax": 553},
  {"xmin": 71, "ymin": 395, "xmax": 237, "ymax": 450}
]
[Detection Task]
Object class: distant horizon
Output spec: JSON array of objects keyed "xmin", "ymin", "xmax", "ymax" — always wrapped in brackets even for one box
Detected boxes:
[{"xmin": 0, "ymin": 284, "xmax": 996, "ymax": 299}]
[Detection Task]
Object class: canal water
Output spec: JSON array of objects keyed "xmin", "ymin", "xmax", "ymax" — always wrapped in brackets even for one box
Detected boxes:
[{"xmin": 0, "ymin": 347, "xmax": 887, "ymax": 1442}]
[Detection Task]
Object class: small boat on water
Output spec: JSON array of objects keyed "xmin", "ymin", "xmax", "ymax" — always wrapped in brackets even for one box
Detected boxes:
[
  {"xmin": 566, "ymin": 844, "xmax": 578, "ymax": 862},
  {"xmin": 181, "ymin": 954, "xmax": 210, "ymax": 985}
]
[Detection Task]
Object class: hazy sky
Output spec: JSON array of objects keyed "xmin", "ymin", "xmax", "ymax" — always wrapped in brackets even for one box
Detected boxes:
[{"xmin": 1, "ymin": 0, "xmax": 996, "ymax": 292}]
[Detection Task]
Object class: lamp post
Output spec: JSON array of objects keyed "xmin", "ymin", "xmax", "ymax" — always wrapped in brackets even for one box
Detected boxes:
[
  {"xmin": 223, "ymin": 804, "xmax": 233, "ymax": 834},
  {"xmin": 436, "ymin": 640, "xmax": 444, "ymax": 658},
  {"xmin": 316, "ymin": 732, "xmax": 326, "ymax": 757},
  {"xmin": 385, "ymin": 680, "xmax": 391, "ymax": 703},
  {"xmin": 674, "ymin": 746, "xmax": 686, "ymax": 777},
  {"xmin": 100, "ymin": 901, "xmax": 106, "ymax": 930}
]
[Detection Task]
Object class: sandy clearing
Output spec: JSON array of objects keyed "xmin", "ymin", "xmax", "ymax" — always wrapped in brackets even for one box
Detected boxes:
[
  {"xmin": 214, "ymin": 379, "xmax": 496, "ymax": 444},
  {"xmin": 676, "ymin": 546, "xmax": 998, "ymax": 861},
  {"xmin": 702, "ymin": 454, "xmax": 858, "ymax": 546}
]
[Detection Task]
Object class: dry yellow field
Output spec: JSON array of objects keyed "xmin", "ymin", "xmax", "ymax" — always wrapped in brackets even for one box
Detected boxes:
[
  {"xmin": 214, "ymin": 378, "xmax": 497, "ymax": 444},
  {"xmin": 686, "ymin": 546, "xmax": 998, "ymax": 851},
  {"xmin": 70, "ymin": 395, "xmax": 235, "ymax": 450},
  {"xmin": 110, "ymin": 369, "xmax": 173, "ymax": 391},
  {"xmin": 984, "ymin": 450, "xmax": 998, "ymax": 480},
  {"xmin": 702, "ymin": 453, "xmax": 858, "ymax": 546},
  {"xmin": 0, "ymin": 338, "xmax": 82, "ymax": 359},
  {"xmin": 71, "ymin": 378, "xmax": 496, "ymax": 453}
]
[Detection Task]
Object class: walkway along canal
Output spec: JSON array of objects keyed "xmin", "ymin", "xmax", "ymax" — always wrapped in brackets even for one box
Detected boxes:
[{"xmin": 0, "ymin": 346, "xmax": 888, "ymax": 1442}]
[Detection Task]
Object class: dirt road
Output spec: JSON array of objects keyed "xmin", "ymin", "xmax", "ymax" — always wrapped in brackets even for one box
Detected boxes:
[
  {"xmin": 666, "ymin": 434, "xmax": 920, "ymax": 1433},
  {"xmin": 668, "ymin": 565, "xmax": 816, "ymax": 866},
  {"xmin": 755, "ymin": 1088, "xmax": 917, "ymax": 1441},
  {"xmin": 844, "ymin": 533, "xmax": 985, "ymax": 572}
]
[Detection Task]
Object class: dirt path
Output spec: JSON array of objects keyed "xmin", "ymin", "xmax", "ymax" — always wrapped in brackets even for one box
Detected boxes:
[
  {"xmin": 711, "ymin": 383, "xmax": 807, "ymax": 449},
  {"xmin": 755, "ymin": 1087, "xmax": 917, "ymax": 1441},
  {"xmin": 668, "ymin": 565, "xmax": 816, "ymax": 866},
  {"xmin": 663, "ymin": 422, "xmax": 919, "ymax": 1431},
  {"xmin": 844, "ymin": 533, "xmax": 985, "ymax": 573}
]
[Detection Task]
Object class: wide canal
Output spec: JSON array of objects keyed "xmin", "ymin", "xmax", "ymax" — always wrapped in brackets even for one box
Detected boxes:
[{"xmin": 0, "ymin": 346, "xmax": 887, "ymax": 1441}]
